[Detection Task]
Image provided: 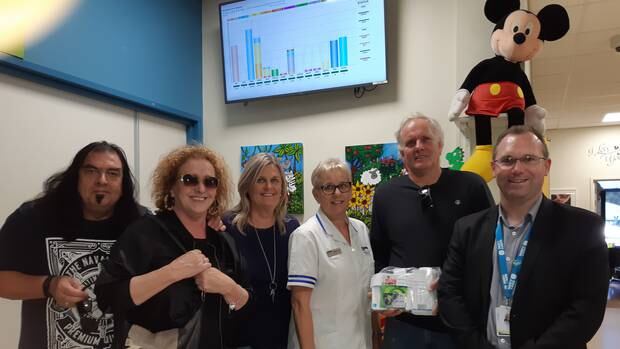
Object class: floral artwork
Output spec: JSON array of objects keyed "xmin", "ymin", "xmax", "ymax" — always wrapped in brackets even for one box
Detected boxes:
[
  {"xmin": 241, "ymin": 142, "xmax": 304, "ymax": 214},
  {"xmin": 345, "ymin": 143, "xmax": 404, "ymax": 228}
]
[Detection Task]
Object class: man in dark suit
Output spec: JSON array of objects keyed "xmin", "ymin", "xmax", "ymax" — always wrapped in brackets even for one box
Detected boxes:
[{"xmin": 438, "ymin": 125, "xmax": 609, "ymax": 349}]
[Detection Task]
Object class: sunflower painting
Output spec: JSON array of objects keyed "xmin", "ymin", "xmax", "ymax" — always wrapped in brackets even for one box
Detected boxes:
[
  {"xmin": 241, "ymin": 142, "xmax": 304, "ymax": 214},
  {"xmin": 345, "ymin": 143, "xmax": 404, "ymax": 228}
]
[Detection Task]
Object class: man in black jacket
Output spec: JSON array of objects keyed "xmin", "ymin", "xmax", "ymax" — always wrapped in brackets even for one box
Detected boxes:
[
  {"xmin": 371, "ymin": 114, "xmax": 493, "ymax": 348},
  {"xmin": 439, "ymin": 126, "xmax": 609, "ymax": 349}
]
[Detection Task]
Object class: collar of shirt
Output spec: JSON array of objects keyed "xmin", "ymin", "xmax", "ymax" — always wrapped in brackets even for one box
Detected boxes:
[
  {"xmin": 316, "ymin": 209, "xmax": 359, "ymax": 245},
  {"xmin": 498, "ymin": 194, "xmax": 543, "ymax": 231},
  {"xmin": 405, "ymin": 167, "xmax": 447, "ymax": 189}
]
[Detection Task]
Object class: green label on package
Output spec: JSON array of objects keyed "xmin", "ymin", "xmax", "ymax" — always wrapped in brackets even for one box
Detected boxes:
[{"xmin": 380, "ymin": 285, "xmax": 408, "ymax": 308}]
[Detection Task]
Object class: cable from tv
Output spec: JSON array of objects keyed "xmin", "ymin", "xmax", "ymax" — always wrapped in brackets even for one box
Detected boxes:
[{"xmin": 354, "ymin": 85, "xmax": 378, "ymax": 98}]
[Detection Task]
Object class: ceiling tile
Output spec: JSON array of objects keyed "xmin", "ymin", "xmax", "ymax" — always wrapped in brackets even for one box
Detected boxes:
[
  {"xmin": 532, "ymin": 56, "xmax": 572, "ymax": 76},
  {"xmin": 529, "ymin": 0, "xmax": 586, "ymax": 14},
  {"xmin": 579, "ymin": 0, "xmax": 620, "ymax": 32}
]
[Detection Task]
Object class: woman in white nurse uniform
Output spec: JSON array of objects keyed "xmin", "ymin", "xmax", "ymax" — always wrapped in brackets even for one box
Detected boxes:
[{"xmin": 287, "ymin": 158, "xmax": 375, "ymax": 349}]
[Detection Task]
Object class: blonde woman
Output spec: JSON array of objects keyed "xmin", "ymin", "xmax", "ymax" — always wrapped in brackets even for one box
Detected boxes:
[{"xmin": 224, "ymin": 153, "xmax": 299, "ymax": 349}]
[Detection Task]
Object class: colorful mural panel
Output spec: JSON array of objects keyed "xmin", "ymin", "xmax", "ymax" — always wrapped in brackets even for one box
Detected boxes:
[
  {"xmin": 345, "ymin": 143, "xmax": 404, "ymax": 227},
  {"xmin": 241, "ymin": 142, "xmax": 304, "ymax": 214}
]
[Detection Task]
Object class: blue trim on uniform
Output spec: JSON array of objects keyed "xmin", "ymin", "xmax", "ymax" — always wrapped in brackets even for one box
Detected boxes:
[
  {"xmin": 315, "ymin": 214, "xmax": 327, "ymax": 234},
  {"xmin": 288, "ymin": 274, "xmax": 317, "ymax": 285},
  {"xmin": 288, "ymin": 274, "xmax": 317, "ymax": 281},
  {"xmin": 316, "ymin": 212, "xmax": 356, "ymax": 236},
  {"xmin": 288, "ymin": 279, "xmax": 316, "ymax": 286}
]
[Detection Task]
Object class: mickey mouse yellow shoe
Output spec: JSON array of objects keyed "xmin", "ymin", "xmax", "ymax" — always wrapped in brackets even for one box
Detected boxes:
[{"xmin": 461, "ymin": 145, "xmax": 494, "ymax": 182}]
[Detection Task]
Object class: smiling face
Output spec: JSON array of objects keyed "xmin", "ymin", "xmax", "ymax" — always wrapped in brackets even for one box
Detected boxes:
[
  {"xmin": 313, "ymin": 169, "xmax": 352, "ymax": 220},
  {"xmin": 171, "ymin": 158, "xmax": 217, "ymax": 221},
  {"xmin": 78, "ymin": 151, "xmax": 123, "ymax": 220},
  {"xmin": 399, "ymin": 119, "xmax": 443, "ymax": 177},
  {"xmin": 492, "ymin": 132, "xmax": 550, "ymax": 206},
  {"xmin": 248, "ymin": 164, "xmax": 284, "ymax": 214},
  {"xmin": 491, "ymin": 10, "xmax": 543, "ymax": 62}
]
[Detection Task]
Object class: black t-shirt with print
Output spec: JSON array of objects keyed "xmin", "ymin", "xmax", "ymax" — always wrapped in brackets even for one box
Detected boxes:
[{"xmin": 0, "ymin": 202, "xmax": 125, "ymax": 349}]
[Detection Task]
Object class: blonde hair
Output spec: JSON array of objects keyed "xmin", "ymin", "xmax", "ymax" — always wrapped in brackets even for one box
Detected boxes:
[
  {"xmin": 152, "ymin": 145, "xmax": 231, "ymax": 218},
  {"xmin": 231, "ymin": 153, "xmax": 288, "ymax": 235},
  {"xmin": 311, "ymin": 158, "xmax": 352, "ymax": 189}
]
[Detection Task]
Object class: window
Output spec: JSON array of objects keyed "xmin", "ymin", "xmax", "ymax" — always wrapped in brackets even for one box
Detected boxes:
[{"xmin": 595, "ymin": 180, "xmax": 620, "ymax": 247}]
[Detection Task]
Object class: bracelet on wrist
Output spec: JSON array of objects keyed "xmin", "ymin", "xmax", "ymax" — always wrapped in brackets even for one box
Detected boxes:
[
  {"xmin": 42, "ymin": 275, "xmax": 54, "ymax": 298},
  {"xmin": 228, "ymin": 286, "xmax": 246, "ymax": 311}
]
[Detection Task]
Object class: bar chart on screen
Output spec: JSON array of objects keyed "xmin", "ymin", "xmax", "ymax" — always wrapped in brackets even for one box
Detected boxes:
[{"xmin": 219, "ymin": 0, "xmax": 387, "ymax": 102}]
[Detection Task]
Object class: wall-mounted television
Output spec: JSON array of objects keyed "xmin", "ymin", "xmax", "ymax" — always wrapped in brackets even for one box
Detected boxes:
[{"xmin": 219, "ymin": 0, "xmax": 387, "ymax": 104}]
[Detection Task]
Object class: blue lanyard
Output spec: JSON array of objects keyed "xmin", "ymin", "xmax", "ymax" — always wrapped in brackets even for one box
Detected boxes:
[{"xmin": 495, "ymin": 222, "xmax": 532, "ymax": 303}]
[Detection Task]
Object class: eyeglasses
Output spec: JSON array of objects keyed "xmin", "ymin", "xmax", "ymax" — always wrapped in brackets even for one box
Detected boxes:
[
  {"xmin": 418, "ymin": 186, "xmax": 434, "ymax": 209},
  {"xmin": 180, "ymin": 174, "xmax": 219, "ymax": 188},
  {"xmin": 80, "ymin": 165, "xmax": 122, "ymax": 180},
  {"xmin": 320, "ymin": 181, "xmax": 352, "ymax": 195},
  {"xmin": 493, "ymin": 155, "xmax": 547, "ymax": 169}
]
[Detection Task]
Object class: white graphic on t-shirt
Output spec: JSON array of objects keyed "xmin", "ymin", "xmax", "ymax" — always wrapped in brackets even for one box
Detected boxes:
[{"xmin": 46, "ymin": 238, "xmax": 115, "ymax": 349}]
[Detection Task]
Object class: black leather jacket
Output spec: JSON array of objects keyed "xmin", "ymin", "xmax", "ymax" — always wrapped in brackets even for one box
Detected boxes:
[{"xmin": 96, "ymin": 211, "xmax": 249, "ymax": 349}]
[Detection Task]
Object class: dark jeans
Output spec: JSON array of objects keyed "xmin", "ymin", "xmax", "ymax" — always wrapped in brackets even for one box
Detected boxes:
[{"xmin": 382, "ymin": 317, "xmax": 457, "ymax": 349}]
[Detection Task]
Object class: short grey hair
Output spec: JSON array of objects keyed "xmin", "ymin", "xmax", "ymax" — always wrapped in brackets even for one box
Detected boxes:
[
  {"xmin": 395, "ymin": 113, "xmax": 444, "ymax": 148},
  {"xmin": 311, "ymin": 158, "xmax": 352, "ymax": 189}
]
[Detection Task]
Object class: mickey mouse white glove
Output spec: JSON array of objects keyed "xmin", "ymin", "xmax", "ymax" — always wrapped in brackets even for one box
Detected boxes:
[
  {"xmin": 525, "ymin": 104, "xmax": 546, "ymax": 134},
  {"xmin": 448, "ymin": 89, "xmax": 471, "ymax": 122}
]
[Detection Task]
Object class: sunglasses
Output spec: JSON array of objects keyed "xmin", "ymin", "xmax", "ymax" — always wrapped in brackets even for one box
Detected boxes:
[
  {"xmin": 418, "ymin": 186, "xmax": 434, "ymax": 209},
  {"xmin": 180, "ymin": 174, "xmax": 219, "ymax": 189},
  {"xmin": 76, "ymin": 297, "xmax": 99, "ymax": 332}
]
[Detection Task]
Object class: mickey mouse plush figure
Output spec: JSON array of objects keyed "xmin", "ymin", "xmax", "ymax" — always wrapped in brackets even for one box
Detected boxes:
[{"xmin": 449, "ymin": 0, "xmax": 569, "ymax": 182}]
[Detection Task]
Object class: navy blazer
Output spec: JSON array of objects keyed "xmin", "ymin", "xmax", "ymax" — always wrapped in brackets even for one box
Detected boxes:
[{"xmin": 438, "ymin": 197, "xmax": 609, "ymax": 349}]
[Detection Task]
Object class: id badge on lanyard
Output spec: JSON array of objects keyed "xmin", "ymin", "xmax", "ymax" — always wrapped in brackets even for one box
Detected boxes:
[
  {"xmin": 495, "ymin": 304, "xmax": 511, "ymax": 336},
  {"xmin": 495, "ymin": 222, "xmax": 532, "ymax": 337}
]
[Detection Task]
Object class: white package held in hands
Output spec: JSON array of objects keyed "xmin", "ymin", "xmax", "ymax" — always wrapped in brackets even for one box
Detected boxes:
[{"xmin": 370, "ymin": 266, "xmax": 441, "ymax": 316}]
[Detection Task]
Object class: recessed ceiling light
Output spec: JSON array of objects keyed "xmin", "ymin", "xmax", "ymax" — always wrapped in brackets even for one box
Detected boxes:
[{"xmin": 602, "ymin": 112, "xmax": 620, "ymax": 123}]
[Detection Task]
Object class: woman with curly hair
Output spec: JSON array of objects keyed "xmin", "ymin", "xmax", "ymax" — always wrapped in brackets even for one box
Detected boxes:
[{"xmin": 96, "ymin": 145, "xmax": 249, "ymax": 349}]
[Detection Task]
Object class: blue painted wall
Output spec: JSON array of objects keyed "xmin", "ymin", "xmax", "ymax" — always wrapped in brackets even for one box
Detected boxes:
[{"xmin": 0, "ymin": 0, "xmax": 203, "ymax": 142}]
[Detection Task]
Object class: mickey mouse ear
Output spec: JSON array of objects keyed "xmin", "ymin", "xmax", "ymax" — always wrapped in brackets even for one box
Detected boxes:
[
  {"xmin": 538, "ymin": 4, "xmax": 570, "ymax": 41},
  {"xmin": 484, "ymin": 0, "xmax": 520, "ymax": 24}
]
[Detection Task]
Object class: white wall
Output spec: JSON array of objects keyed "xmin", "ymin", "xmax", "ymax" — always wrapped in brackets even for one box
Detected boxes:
[
  {"xmin": 547, "ymin": 125, "xmax": 620, "ymax": 211},
  {"xmin": 136, "ymin": 113, "xmax": 187, "ymax": 204},
  {"xmin": 0, "ymin": 72, "xmax": 186, "ymax": 347},
  {"xmin": 203, "ymin": 0, "xmax": 495, "ymax": 218}
]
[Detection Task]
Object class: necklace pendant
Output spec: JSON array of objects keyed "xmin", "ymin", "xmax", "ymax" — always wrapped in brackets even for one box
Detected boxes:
[
  {"xmin": 269, "ymin": 282, "xmax": 277, "ymax": 302},
  {"xmin": 254, "ymin": 226, "xmax": 279, "ymax": 303}
]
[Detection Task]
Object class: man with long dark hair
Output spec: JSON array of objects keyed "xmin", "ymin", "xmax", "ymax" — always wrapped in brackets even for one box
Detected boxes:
[{"xmin": 0, "ymin": 141, "xmax": 144, "ymax": 349}]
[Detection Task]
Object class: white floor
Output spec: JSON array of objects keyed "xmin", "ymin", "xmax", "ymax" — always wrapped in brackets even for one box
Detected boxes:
[{"xmin": 588, "ymin": 307, "xmax": 620, "ymax": 349}]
